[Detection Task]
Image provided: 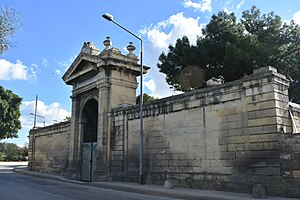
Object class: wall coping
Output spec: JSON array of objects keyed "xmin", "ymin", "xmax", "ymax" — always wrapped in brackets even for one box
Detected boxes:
[
  {"xmin": 29, "ymin": 120, "xmax": 71, "ymax": 135},
  {"xmin": 111, "ymin": 66, "xmax": 289, "ymax": 116}
]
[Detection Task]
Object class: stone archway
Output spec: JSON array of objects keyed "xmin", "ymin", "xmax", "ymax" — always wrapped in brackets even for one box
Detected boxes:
[{"xmin": 81, "ymin": 99, "xmax": 98, "ymax": 182}]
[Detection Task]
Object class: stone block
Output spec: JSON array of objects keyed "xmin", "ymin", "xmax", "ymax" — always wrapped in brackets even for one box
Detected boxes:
[
  {"xmin": 218, "ymin": 107, "xmax": 237, "ymax": 116},
  {"xmin": 219, "ymin": 144, "xmax": 228, "ymax": 152},
  {"xmin": 235, "ymin": 135, "xmax": 250, "ymax": 143},
  {"xmin": 255, "ymin": 167, "xmax": 280, "ymax": 175},
  {"xmin": 248, "ymin": 109, "xmax": 276, "ymax": 120},
  {"xmin": 243, "ymin": 125, "xmax": 277, "ymax": 135},
  {"xmin": 227, "ymin": 128, "xmax": 243, "ymax": 136},
  {"xmin": 281, "ymin": 161, "xmax": 300, "ymax": 170},
  {"xmin": 219, "ymin": 136, "xmax": 236, "ymax": 144},
  {"xmin": 263, "ymin": 142, "xmax": 279, "ymax": 150},
  {"xmin": 252, "ymin": 184, "xmax": 265, "ymax": 199},
  {"xmin": 164, "ymin": 180, "xmax": 174, "ymax": 189},
  {"xmin": 219, "ymin": 93, "xmax": 240, "ymax": 102},
  {"xmin": 294, "ymin": 152, "xmax": 300, "ymax": 160},
  {"xmin": 248, "ymin": 117, "xmax": 276, "ymax": 127},
  {"xmin": 248, "ymin": 133, "xmax": 278, "ymax": 143},
  {"xmin": 236, "ymin": 151, "xmax": 246, "ymax": 159},
  {"xmin": 221, "ymin": 152, "xmax": 236, "ymax": 159},
  {"xmin": 247, "ymin": 101, "xmax": 275, "ymax": 111},
  {"xmin": 266, "ymin": 159, "xmax": 280, "ymax": 167},
  {"xmin": 293, "ymin": 170, "xmax": 300, "ymax": 178},
  {"xmin": 253, "ymin": 66, "xmax": 277, "ymax": 74},
  {"xmin": 221, "ymin": 121, "xmax": 238, "ymax": 130},
  {"xmin": 187, "ymin": 100, "xmax": 200, "ymax": 108},
  {"xmin": 280, "ymin": 154, "xmax": 292, "ymax": 160}
]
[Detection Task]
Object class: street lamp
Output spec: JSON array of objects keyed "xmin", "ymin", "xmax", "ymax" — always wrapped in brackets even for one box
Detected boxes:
[
  {"xmin": 102, "ymin": 13, "xmax": 144, "ymax": 184},
  {"xmin": 30, "ymin": 113, "xmax": 45, "ymax": 127}
]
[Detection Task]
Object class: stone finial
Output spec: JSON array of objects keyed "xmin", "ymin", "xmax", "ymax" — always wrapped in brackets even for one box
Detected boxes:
[
  {"xmin": 126, "ymin": 42, "xmax": 136, "ymax": 56},
  {"xmin": 81, "ymin": 42, "xmax": 100, "ymax": 55},
  {"xmin": 103, "ymin": 36, "xmax": 112, "ymax": 50}
]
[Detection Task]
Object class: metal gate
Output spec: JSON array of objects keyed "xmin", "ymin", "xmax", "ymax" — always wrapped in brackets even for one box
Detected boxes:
[{"xmin": 81, "ymin": 142, "xmax": 97, "ymax": 182}]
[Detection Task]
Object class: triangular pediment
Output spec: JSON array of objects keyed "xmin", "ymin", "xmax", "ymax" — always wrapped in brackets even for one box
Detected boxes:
[{"xmin": 62, "ymin": 52, "xmax": 102, "ymax": 85}]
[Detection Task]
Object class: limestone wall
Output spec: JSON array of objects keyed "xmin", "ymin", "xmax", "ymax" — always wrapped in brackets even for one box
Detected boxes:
[
  {"xmin": 110, "ymin": 66, "xmax": 293, "ymax": 196},
  {"xmin": 27, "ymin": 65, "xmax": 300, "ymax": 197},
  {"xmin": 28, "ymin": 121, "xmax": 70, "ymax": 174},
  {"xmin": 289, "ymin": 102, "xmax": 300, "ymax": 132},
  {"xmin": 279, "ymin": 133, "xmax": 300, "ymax": 198}
]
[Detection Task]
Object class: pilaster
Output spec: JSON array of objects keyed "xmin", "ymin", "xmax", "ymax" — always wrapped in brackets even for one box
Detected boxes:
[{"xmin": 64, "ymin": 95, "xmax": 81, "ymax": 180}]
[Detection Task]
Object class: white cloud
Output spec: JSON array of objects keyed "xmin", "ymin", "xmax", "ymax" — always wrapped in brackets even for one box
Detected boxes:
[
  {"xmin": 183, "ymin": 0, "xmax": 212, "ymax": 12},
  {"xmin": 140, "ymin": 12, "xmax": 203, "ymax": 98},
  {"xmin": 55, "ymin": 69, "xmax": 62, "ymax": 76},
  {"xmin": 144, "ymin": 79, "xmax": 156, "ymax": 93},
  {"xmin": 0, "ymin": 59, "xmax": 38, "ymax": 81},
  {"xmin": 236, "ymin": 0, "xmax": 245, "ymax": 9},
  {"xmin": 223, "ymin": 7, "xmax": 231, "ymax": 14},
  {"xmin": 57, "ymin": 55, "xmax": 76, "ymax": 72},
  {"xmin": 141, "ymin": 12, "xmax": 203, "ymax": 49},
  {"xmin": 293, "ymin": 10, "xmax": 300, "ymax": 24},
  {"xmin": 21, "ymin": 100, "xmax": 70, "ymax": 129},
  {"xmin": 42, "ymin": 58, "xmax": 48, "ymax": 67}
]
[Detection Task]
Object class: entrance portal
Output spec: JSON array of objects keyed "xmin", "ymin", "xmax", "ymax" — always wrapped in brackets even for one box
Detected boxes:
[{"xmin": 81, "ymin": 99, "xmax": 98, "ymax": 182}]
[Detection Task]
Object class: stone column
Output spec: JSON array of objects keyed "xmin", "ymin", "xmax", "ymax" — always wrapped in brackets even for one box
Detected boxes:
[
  {"xmin": 93, "ymin": 75, "xmax": 110, "ymax": 181},
  {"xmin": 27, "ymin": 130, "xmax": 35, "ymax": 170},
  {"xmin": 64, "ymin": 95, "xmax": 81, "ymax": 180}
]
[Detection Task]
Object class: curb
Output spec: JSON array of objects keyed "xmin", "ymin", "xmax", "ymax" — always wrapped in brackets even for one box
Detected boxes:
[{"xmin": 13, "ymin": 168, "xmax": 295, "ymax": 200}]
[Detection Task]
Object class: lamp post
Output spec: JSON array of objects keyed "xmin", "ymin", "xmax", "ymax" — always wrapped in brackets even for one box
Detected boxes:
[
  {"xmin": 102, "ymin": 13, "xmax": 144, "ymax": 184},
  {"xmin": 30, "ymin": 113, "xmax": 45, "ymax": 127}
]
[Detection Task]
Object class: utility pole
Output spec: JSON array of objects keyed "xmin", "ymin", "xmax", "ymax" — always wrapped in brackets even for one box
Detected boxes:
[{"xmin": 33, "ymin": 95, "xmax": 38, "ymax": 128}]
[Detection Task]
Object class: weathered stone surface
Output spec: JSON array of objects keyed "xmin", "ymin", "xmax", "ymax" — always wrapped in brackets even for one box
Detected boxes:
[
  {"xmin": 164, "ymin": 180, "xmax": 174, "ymax": 189},
  {"xmin": 252, "ymin": 184, "xmax": 265, "ymax": 199},
  {"xmin": 29, "ymin": 42, "xmax": 300, "ymax": 199}
]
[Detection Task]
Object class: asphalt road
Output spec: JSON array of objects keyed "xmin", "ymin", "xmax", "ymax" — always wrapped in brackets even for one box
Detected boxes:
[{"xmin": 0, "ymin": 163, "xmax": 179, "ymax": 200}]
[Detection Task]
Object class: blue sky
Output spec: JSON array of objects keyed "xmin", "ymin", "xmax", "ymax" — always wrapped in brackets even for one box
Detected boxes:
[{"xmin": 1, "ymin": 0, "xmax": 300, "ymax": 146}]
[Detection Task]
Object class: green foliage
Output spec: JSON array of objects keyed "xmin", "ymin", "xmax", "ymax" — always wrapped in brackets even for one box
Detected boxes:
[
  {"xmin": 136, "ymin": 93, "xmax": 156, "ymax": 104},
  {"xmin": 64, "ymin": 116, "xmax": 71, "ymax": 121},
  {"xmin": 0, "ymin": 4, "xmax": 23, "ymax": 54},
  {"xmin": 157, "ymin": 6, "xmax": 300, "ymax": 103},
  {"xmin": 0, "ymin": 142, "xmax": 28, "ymax": 161},
  {"xmin": 0, "ymin": 86, "xmax": 22, "ymax": 139}
]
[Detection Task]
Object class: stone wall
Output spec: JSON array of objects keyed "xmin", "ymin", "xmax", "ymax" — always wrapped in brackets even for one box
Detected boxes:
[
  {"xmin": 28, "ymin": 121, "xmax": 70, "ymax": 174},
  {"xmin": 110, "ymin": 66, "xmax": 295, "ymax": 196},
  {"xmin": 28, "ymin": 66, "xmax": 300, "ymax": 197},
  {"xmin": 278, "ymin": 102, "xmax": 300, "ymax": 197},
  {"xmin": 279, "ymin": 133, "xmax": 300, "ymax": 198},
  {"xmin": 289, "ymin": 102, "xmax": 300, "ymax": 132}
]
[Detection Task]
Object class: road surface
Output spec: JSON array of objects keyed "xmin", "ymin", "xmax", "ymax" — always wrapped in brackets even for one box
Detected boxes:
[{"xmin": 0, "ymin": 162, "xmax": 179, "ymax": 200}]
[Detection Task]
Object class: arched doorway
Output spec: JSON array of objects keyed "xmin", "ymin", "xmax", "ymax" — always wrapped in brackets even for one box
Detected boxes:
[{"xmin": 81, "ymin": 99, "xmax": 98, "ymax": 182}]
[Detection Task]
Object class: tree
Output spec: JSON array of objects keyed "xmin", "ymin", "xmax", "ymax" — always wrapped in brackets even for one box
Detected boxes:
[
  {"xmin": 0, "ymin": 86, "xmax": 22, "ymax": 139},
  {"xmin": 64, "ymin": 116, "xmax": 71, "ymax": 121},
  {"xmin": 157, "ymin": 6, "xmax": 300, "ymax": 103},
  {"xmin": 0, "ymin": 4, "xmax": 23, "ymax": 54},
  {"xmin": 0, "ymin": 142, "xmax": 28, "ymax": 161},
  {"xmin": 136, "ymin": 93, "xmax": 156, "ymax": 104}
]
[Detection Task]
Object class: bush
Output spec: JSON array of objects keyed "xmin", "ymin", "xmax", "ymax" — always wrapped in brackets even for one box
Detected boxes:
[{"xmin": 0, "ymin": 142, "xmax": 28, "ymax": 161}]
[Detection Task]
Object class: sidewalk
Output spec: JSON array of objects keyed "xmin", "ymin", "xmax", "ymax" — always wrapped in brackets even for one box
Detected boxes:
[{"xmin": 14, "ymin": 167, "xmax": 297, "ymax": 200}]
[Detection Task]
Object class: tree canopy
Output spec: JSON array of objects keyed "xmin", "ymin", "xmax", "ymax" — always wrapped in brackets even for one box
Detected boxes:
[
  {"xmin": 136, "ymin": 93, "xmax": 156, "ymax": 104},
  {"xmin": 0, "ymin": 142, "xmax": 28, "ymax": 161},
  {"xmin": 158, "ymin": 6, "xmax": 300, "ymax": 103},
  {"xmin": 0, "ymin": 4, "xmax": 22, "ymax": 54},
  {"xmin": 0, "ymin": 86, "xmax": 22, "ymax": 139}
]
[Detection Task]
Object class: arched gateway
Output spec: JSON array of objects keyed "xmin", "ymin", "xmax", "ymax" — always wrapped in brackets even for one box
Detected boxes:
[
  {"xmin": 62, "ymin": 38, "xmax": 149, "ymax": 181},
  {"xmin": 81, "ymin": 98, "xmax": 98, "ymax": 181}
]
